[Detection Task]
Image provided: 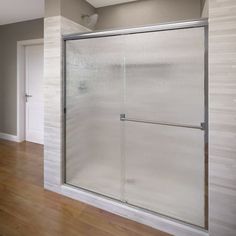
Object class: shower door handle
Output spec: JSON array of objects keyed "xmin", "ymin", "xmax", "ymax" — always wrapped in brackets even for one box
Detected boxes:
[
  {"xmin": 25, "ymin": 93, "xmax": 33, "ymax": 102},
  {"xmin": 120, "ymin": 114, "xmax": 205, "ymax": 130},
  {"xmin": 120, "ymin": 114, "xmax": 126, "ymax": 121}
]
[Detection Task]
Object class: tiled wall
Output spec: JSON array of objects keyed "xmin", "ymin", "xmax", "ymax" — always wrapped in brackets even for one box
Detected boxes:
[
  {"xmin": 209, "ymin": 0, "xmax": 236, "ymax": 235},
  {"xmin": 44, "ymin": 15, "xmax": 89, "ymax": 192}
]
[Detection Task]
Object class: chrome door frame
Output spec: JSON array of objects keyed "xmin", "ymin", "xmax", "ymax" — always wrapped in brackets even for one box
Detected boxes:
[
  {"xmin": 62, "ymin": 18, "xmax": 209, "ymax": 229},
  {"xmin": 63, "ymin": 18, "xmax": 208, "ymax": 40}
]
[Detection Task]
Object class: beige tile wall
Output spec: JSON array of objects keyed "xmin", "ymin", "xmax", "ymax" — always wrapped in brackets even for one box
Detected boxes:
[
  {"xmin": 44, "ymin": 15, "xmax": 89, "ymax": 191},
  {"xmin": 209, "ymin": 0, "xmax": 236, "ymax": 235}
]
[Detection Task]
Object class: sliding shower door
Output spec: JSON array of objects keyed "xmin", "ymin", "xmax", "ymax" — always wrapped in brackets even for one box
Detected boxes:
[
  {"xmin": 123, "ymin": 28, "xmax": 205, "ymax": 227},
  {"xmin": 65, "ymin": 24, "xmax": 207, "ymax": 227},
  {"xmin": 65, "ymin": 36, "xmax": 124, "ymax": 199}
]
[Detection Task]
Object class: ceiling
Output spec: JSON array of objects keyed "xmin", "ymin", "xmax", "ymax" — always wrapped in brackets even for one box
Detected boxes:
[
  {"xmin": 0, "ymin": 0, "xmax": 137, "ymax": 26},
  {"xmin": 0, "ymin": 0, "xmax": 44, "ymax": 25},
  {"xmin": 86, "ymin": 0, "xmax": 137, "ymax": 8}
]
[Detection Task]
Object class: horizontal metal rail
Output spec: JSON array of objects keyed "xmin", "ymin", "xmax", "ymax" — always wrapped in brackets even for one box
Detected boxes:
[
  {"xmin": 120, "ymin": 114, "xmax": 205, "ymax": 130},
  {"xmin": 63, "ymin": 18, "xmax": 208, "ymax": 41}
]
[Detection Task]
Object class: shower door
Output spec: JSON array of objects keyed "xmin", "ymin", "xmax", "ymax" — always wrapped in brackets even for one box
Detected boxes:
[
  {"xmin": 122, "ymin": 27, "xmax": 206, "ymax": 227},
  {"xmin": 64, "ymin": 24, "xmax": 207, "ymax": 228},
  {"xmin": 65, "ymin": 36, "xmax": 124, "ymax": 200}
]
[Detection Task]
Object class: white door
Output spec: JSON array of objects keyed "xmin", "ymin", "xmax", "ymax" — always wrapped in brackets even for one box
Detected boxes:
[{"xmin": 25, "ymin": 44, "xmax": 44, "ymax": 144}]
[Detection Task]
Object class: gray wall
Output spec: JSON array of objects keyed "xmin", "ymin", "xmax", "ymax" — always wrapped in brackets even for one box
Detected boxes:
[
  {"xmin": 96, "ymin": 0, "xmax": 202, "ymax": 30},
  {"xmin": 46, "ymin": 0, "xmax": 202, "ymax": 31},
  {"xmin": 0, "ymin": 19, "xmax": 44, "ymax": 135},
  {"xmin": 45, "ymin": 0, "xmax": 61, "ymax": 17},
  {"xmin": 45, "ymin": 0, "xmax": 95, "ymax": 28},
  {"xmin": 45, "ymin": 0, "xmax": 204, "ymax": 31},
  {"xmin": 201, "ymin": 0, "xmax": 209, "ymax": 17},
  {"xmin": 61, "ymin": 0, "xmax": 95, "ymax": 27}
]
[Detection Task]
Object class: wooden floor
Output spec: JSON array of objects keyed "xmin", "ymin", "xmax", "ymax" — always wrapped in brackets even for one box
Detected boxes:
[{"xmin": 0, "ymin": 140, "xmax": 170, "ymax": 236}]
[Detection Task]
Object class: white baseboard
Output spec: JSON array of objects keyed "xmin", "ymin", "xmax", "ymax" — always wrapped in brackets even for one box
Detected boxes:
[{"xmin": 0, "ymin": 132, "xmax": 21, "ymax": 142}]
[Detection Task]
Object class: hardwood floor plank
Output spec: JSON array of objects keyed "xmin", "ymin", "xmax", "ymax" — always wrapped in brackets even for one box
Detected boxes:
[{"xmin": 0, "ymin": 140, "xmax": 171, "ymax": 236}]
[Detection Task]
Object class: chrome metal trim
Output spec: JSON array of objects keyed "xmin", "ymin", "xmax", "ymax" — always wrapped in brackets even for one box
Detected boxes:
[
  {"xmin": 204, "ymin": 24, "xmax": 209, "ymax": 230},
  {"xmin": 63, "ymin": 39, "xmax": 67, "ymax": 184},
  {"xmin": 63, "ymin": 18, "xmax": 208, "ymax": 41},
  {"xmin": 63, "ymin": 19, "xmax": 209, "ymax": 229},
  {"xmin": 120, "ymin": 115, "xmax": 205, "ymax": 130}
]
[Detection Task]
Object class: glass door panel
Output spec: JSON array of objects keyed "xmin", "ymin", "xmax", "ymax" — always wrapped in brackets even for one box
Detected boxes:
[
  {"xmin": 124, "ymin": 122, "xmax": 205, "ymax": 227},
  {"xmin": 65, "ymin": 25, "xmax": 206, "ymax": 227},
  {"xmin": 124, "ymin": 28, "xmax": 205, "ymax": 126},
  {"xmin": 123, "ymin": 27, "xmax": 206, "ymax": 227},
  {"xmin": 65, "ymin": 36, "xmax": 124, "ymax": 200}
]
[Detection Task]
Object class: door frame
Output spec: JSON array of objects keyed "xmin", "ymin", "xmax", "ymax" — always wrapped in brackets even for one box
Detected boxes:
[
  {"xmin": 62, "ymin": 18, "xmax": 209, "ymax": 234},
  {"xmin": 17, "ymin": 38, "xmax": 44, "ymax": 142}
]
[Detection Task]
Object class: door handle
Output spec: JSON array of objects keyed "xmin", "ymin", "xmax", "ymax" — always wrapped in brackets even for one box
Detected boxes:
[
  {"xmin": 25, "ymin": 93, "xmax": 32, "ymax": 102},
  {"xmin": 120, "ymin": 113, "xmax": 126, "ymax": 121},
  {"xmin": 120, "ymin": 114, "xmax": 205, "ymax": 130}
]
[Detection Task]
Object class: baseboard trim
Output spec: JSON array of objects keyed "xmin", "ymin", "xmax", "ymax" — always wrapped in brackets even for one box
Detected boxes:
[{"xmin": 0, "ymin": 132, "xmax": 21, "ymax": 142}]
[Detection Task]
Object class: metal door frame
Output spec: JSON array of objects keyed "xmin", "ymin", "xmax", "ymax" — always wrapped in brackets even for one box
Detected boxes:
[{"xmin": 62, "ymin": 18, "xmax": 209, "ymax": 229}]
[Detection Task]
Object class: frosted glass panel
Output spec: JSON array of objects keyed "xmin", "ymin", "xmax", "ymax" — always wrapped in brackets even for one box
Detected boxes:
[
  {"xmin": 124, "ymin": 28, "xmax": 205, "ymax": 125},
  {"xmin": 65, "ymin": 25, "xmax": 206, "ymax": 228},
  {"xmin": 65, "ymin": 36, "xmax": 124, "ymax": 199},
  {"xmin": 124, "ymin": 122, "xmax": 205, "ymax": 227}
]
